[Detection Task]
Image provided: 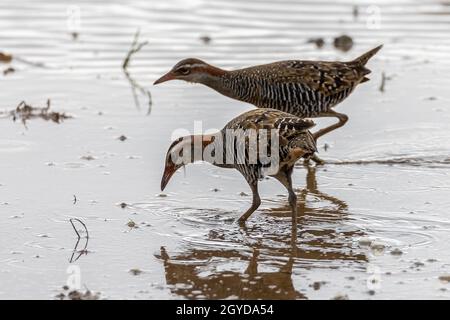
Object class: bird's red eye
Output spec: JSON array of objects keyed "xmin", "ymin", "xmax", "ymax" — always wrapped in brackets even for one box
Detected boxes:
[{"xmin": 177, "ymin": 67, "xmax": 190, "ymax": 75}]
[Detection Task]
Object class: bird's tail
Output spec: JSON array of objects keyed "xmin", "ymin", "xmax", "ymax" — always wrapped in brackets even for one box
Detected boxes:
[
  {"xmin": 349, "ymin": 45, "xmax": 383, "ymax": 83},
  {"xmin": 350, "ymin": 44, "xmax": 383, "ymax": 67}
]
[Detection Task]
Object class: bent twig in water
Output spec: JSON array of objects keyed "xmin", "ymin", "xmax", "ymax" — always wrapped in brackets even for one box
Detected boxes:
[
  {"xmin": 122, "ymin": 29, "xmax": 153, "ymax": 114},
  {"xmin": 69, "ymin": 218, "xmax": 89, "ymax": 263}
]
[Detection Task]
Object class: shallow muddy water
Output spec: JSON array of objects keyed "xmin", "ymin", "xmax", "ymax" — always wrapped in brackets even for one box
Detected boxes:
[{"xmin": 1, "ymin": 0, "xmax": 450, "ymax": 299}]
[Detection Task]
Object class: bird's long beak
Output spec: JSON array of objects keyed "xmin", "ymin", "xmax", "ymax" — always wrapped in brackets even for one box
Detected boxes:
[
  {"xmin": 161, "ymin": 163, "xmax": 177, "ymax": 191},
  {"xmin": 154, "ymin": 71, "xmax": 175, "ymax": 85}
]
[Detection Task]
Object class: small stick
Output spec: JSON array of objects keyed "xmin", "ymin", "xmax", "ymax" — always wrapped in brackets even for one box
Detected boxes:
[
  {"xmin": 13, "ymin": 56, "xmax": 48, "ymax": 68},
  {"xmin": 122, "ymin": 29, "xmax": 148, "ymax": 70},
  {"xmin": 70, "ymin": 218, "xmax": 89, "ymax": 240},
  {"xmin": 69, "ymin": 218, "xmax": 89, "ymax": 263},
  {"xmin": 379, "ymin": 72, "xmax": 392, "ymax": 93},
  {"xmin": 122, "ymin": 29, "xmax": 153, "ymax": 113}
]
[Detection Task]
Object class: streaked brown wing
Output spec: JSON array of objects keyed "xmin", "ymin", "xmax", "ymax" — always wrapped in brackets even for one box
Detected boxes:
[{"xmin": 256, "ymin": 60, "xmax": 363, "ymax": 95}]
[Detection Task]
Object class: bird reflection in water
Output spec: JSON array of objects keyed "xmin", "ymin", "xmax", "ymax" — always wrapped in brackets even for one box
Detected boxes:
[{"xmin": 156, "ymin": 166, "xmax": 367, "ymax": 299}]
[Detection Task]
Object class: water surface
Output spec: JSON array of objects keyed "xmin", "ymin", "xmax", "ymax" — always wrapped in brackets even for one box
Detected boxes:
[{"xmin": 1, "ymin": 0, "xmax": 450, "ymax": 299}]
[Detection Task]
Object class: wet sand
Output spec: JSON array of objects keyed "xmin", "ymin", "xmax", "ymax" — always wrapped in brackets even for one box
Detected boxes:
[{"xmin": 1, "ymin": 0, "xmax": 450, "ymax": 299}]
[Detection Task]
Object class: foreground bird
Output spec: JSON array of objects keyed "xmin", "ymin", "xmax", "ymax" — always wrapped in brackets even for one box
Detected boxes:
[
  {"xmin": 161, "ymin": 109, "xmax": 316, "ymax": 232},
  {"xmin": 154, "ymin": 45, "xmax": 382, "ymax": 163}
]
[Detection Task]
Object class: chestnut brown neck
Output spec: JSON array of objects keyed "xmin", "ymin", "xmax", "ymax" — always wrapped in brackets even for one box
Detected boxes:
[{"xmin": 198, "ymin": 65, "xmax": 234, "ymax": 97}]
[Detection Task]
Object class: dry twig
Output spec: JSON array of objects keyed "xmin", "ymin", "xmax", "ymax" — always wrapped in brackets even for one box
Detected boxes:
[
  {"xmin": 122, "ymin": 29, "xmax": 153, "ymax": 114},
  {"xmin": 69, "ymin": 218, "xmax": 89, "ymax": 263},
  {"xmin": 3, "ymin": 99, "xmax": 71, "ymax": 128}
]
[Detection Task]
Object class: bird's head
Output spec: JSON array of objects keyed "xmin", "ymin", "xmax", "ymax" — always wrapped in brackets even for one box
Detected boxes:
[
  {"xmin": 161, "ymin": 134, "xmax": 215, "ymax": 191},
  {"xmin": 154, "ymin": 58, "xmax": 224, "ymax": 85},
  {"xmin": 161, "ymin": 136, "xmax": 191, "ymax": 191}
]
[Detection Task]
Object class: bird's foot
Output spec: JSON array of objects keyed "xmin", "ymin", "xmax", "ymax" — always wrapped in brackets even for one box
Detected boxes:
[
  {"xmin": 311, "ymin": 154, "xmax": 325, "ymax": 165},
  {"xmin": 303, "ymin": 154, "xmax": 325, "ymax": 166},
  {"xmin": 237, "ymin": 218, "xmax": 247, "ymax": 228}
]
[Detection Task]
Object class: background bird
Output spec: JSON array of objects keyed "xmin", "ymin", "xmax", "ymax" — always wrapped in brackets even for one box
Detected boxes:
[
  {"xmin": 161, "ymin": 108, "xmax": 317, "ymax": 234},
  {"xmin": 154, "ymin": 45, "xmax": 382, "ymax": 163}
]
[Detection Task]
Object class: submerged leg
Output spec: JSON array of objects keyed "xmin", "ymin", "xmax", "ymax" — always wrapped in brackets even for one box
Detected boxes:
[
  {"xmin": 275, "ymin": 166, "xmax": 298, "ymax": 243},
  {"xmin": 238, "ymin": 181, "xmax": 261, "ymax": 224},
  {"xmin": 310, "ymin": 154, "xmax": 325, "ymax": 165},
  {"xmin": 303, "ymin": 153, "xmax": 325, "ymax": 166}
]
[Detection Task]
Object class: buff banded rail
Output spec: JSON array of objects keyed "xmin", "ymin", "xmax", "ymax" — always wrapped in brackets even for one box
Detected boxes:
[
  {"xmin": 161, "ymin": 108, "xmax": 317, "ymax": 235},
  {"xmin": 155, "ymin": 45, "xmax": 382, "ymax": 164}
]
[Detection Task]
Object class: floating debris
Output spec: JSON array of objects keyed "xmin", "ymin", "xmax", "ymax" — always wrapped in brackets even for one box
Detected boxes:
[
  {"xmin": 352, "ymin": 6, "xmax": 359, "ymax": 20},
  {"xmin": 2, "ymin": 99, "xmax": 71, "ymax": 128},
  {"xmin": 119, "ymin": 202, "xmax": 128, "ymax": 209},
  {"xmin": 438, "ymin": 275, "xmax": 450, "ymax": 283},
  {"xmin": 118, "ymin": 135, "xmax": 127, "ymax": 141},
  {"xmin": 127, "ymin": 220, "xmax": 138, "ymax": 229},
  {"xmin": 310, "ymin": 281, "xmax": 327, "ymax": 291},
  {"xmin": 129, "ymin": 268, "xmax": 143, "ymax": 276},
  {"xmin": 390, "ymin": 248, "xmax": 403, "ymax": 256},
  {"xmin": 200, "ymin": 35, "xmax": 212, "ymax": 44},
  {"xmin": 56, "ymin": 286, "xmax": 100, "ymax": 300},
  {"xmin": 370, "ymin": 242, "xmax": 386, "ymax": 254},
  {"xmin": 80, "ymin": 155, "xmax": 96, "ymax": 161},
  {"xmin": 3, "ymin": 66, "xmax": 15, "ymax": 75},
  {"xmin": 37, "ymin": 234, "xmax": 50, "ymax": 238},
  {"xmin": 0, "ymin": 52, "xmax": 12, "ymax": 63},
  {"xmin": 239, "ymin": 192, "xmax": 248, "ymax": 196},
  {"xmin": 333, "ymin": 35, "xmax": 353, "ymax": 52},
  {"xmin": 1, "ymin": 51, "xmax": 46, "ymax": 68},
  {"xmin": 331, "ymin": 293, "xmax": 349, "ymax": 300},
  {"xmin": 307, "ymin": 37, "xmax": 325, "ymax": 49}
]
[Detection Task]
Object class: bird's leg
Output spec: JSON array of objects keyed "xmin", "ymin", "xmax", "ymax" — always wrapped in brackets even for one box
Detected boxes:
[
  {"xmin": 303, "ymin": 155, "xmax": 323, "ymax": 166},
  {"xmin": 275, "ymin": 167, "xmax": 298, "ymax": 243},
  {"xmin": 304, "ymin": 111, "xmax": 348, "ymax": 166},
  {"xmin": 312, "ymin": 110, "xmax": 348, "ymax": 141},
  {"xmin": 309, "ymin": 154, "xmax": 325, "ymax": 166},
  {"xmin": 287, "ymin": 181, "xmax": 298, "ymax": 244},
  {"xmin": 238, "ymin": 181, "xmax": 261, "ymax": 225}
]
